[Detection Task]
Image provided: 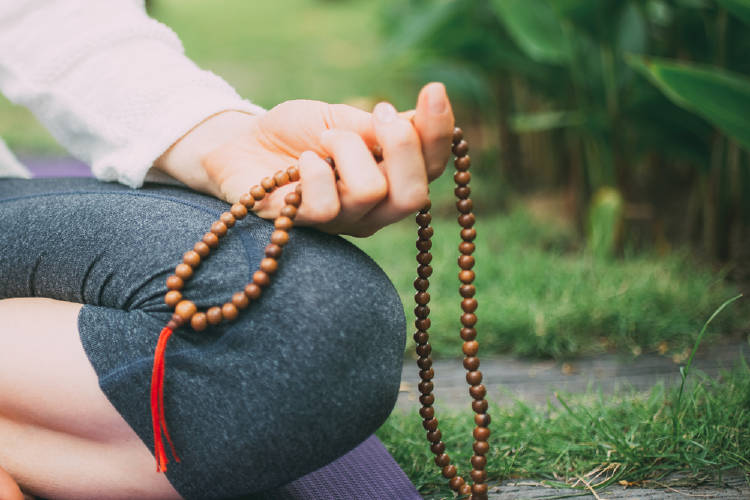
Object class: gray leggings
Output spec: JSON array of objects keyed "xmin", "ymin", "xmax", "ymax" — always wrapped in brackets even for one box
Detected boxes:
[{"xmin": 0, "ymin": 178, "xmax": 406, "ymax": 499}]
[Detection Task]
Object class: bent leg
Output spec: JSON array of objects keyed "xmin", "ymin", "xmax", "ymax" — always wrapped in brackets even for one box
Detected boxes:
[{"xmin": 0, "ymin": 178, "xmax": 406, "ymax": 499}]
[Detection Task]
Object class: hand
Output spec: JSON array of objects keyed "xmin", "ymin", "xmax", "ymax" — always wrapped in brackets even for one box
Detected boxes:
[{"xmin": 155, "ymin": 82, "xmax": 455, "ymax": 236}]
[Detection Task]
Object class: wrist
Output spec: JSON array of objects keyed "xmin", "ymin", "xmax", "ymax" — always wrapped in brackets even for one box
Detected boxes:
[{"xmin": 153, "ymin": 110, "xmax": 259, "ymax": 199}]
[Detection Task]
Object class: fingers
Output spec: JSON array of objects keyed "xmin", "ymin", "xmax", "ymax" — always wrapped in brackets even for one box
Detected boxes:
[
  {"xmin": 296, "ymin": 151, "xmax": 339, "ymax": 223},
  {"xmin": 413, "ymin": 82, "xmax": 455, "ymax": 181}
]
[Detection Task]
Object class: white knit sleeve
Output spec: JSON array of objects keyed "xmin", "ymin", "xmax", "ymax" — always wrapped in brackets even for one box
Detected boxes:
[{"xmin": 0, "ymin": 0, "xmax": 265, "ymax": 188}]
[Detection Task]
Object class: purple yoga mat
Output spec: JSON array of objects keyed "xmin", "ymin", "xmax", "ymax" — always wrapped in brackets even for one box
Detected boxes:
[{"xmin": 22, "ymin": 156, "xmax": 423, "ymax": 500}]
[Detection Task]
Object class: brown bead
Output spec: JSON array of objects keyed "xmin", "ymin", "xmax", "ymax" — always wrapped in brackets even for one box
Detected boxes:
[
  {"xmin": 417, "ymin": 252, "xmax": 432, "ymax": 265},
  {"xmin": 449, "ymin": 476, "xmax": 465, "ymax": 492},
  {"xmin": 472, "ymin": 483, "xmax": 488, "ymax": 495},
  {"xmin": 455, "ymin": 155, "xmax": 471, "ymax": 171},
  {"xmin": 415, "ymin": 292, "xmax": 430, "ymax": 305},
  {"xmin": 231, "ymin": 203, "xmax": 248, "ymax": 219},
  {"xmin": 441, "ymin": 464, "xmax": 457, "ymax": 479},
  {"xmin": 271, "ymin": 230, "xmax": 289, "ymax": 246},
  {"xmin": 461, "ymin": 313, "xmax": 478, "ymax": 327},
  {"xmin": 221, "ymin": 302, "xmax": 239, "ymax": 321},
  {"xmin": 463, "ymin": 356, "xmax": 480, "ymax": 371},
  {"xmin": 458, "ymin": 213, "xmax": 475, "ymax": 228},
  {"xmin": 458, "ymin": 255, "xmax": 475, "ymax": 270},
  {"xmin": 253, "ymin": 270, "xmax": 270, "ymax": 287},
  {"xmin": 415, "ymin": 213, "xmax": 431, "ymax": 226},
  {"xmin": 165, "ymin": 290, "xmax": 182, "ymax": 307},
  {"xmin": 414, "ymin": 278, "xmax": 429, "ymax": 291},
  {"xmin": 466, "ymin": 370, "xmax": 483, "ymax": 385},
  {"xmin": 456, "ymin": 199, "xmax": 473, "ymax": 213},
  {"xmin": 371, "ymin": 144, "xmax": 384, "ymax": 161},
  {"xmin": 459, "ymin": 241, "xmax": 475, "ymax": 255},
  {"xmin": 261, "ymin": 177, "xmax": 276, "ymax": 191},
  {"xmin": 287, "ymin": 165, "xmax": 301, "ymax": 181},
  {"xmin": 418, "ymin": 226, "xmax": 434, "ymax": 239},
  {"xmin": 434, "ymin": 453, "xmax": 450, "ymax": 467},
  {"xmin": 459, "ymin": 483, "xmax": 472, "ymax": 496},
  {"xmin": 259, "ymin": 257, "xmax": 278, "ymax": 274},
  {"xmin": 473, "ymin": 440, "xmax": 490, "ymax": 455},
  {"xmin": 469, "ymin": 384, "xmax": 486, "ymax": 400},
  {"xmin": 274, "ymin": 216, "xmax": 293, "ymax": 231},
  {"xmin": 183, "ymin": 250, "xmax": 201, "ymax": 268},
  {"xmin": 273, "ymin": 171, "xmax": 290, "ymax": 187},
  {"xmin": 462, "ymin": 298, "xmax": 478, "ymax": 312},
  {"xmin": 190, "ymin": 312, "xmax": 208, "ymax": 332},
  {"xmin": 166, "ymin": 275, "xmax": 184, "ymax": 290},
  {"xmin": 472, "ymin": 399, "xmax": 489, "ymax": 414},
  {"xmin": 194, "ymin": 241, "xmax": 211, "ymax": 257},
  {"xmin": 324, "ymin": 156, "xmax": 335, "ymax": 168},
  {"xmin": 284, "ymin": 192, "xmax": 301, "ymax": 207},
  {"xmin": 452, "ymin": 140, "xmax": 469, "ymax": 157},
  {"xmin": 211, "ymin": 221, "xmax": 228, "ymax": 237},
  {"xmin": 244, "ymin": 283, "xmax": 262, "ymax": 300},
  {"xmin": 250, "ymin": 185, "xmax": 266, "ymax": 200},
  {"xmin": 413, "ymin": 331, "xmax": 429, "ymax": 344},
  {"xmin": 415, "ymin": 318, "xmax": 431, "ymax": 331},
  {"xmin": 280, "ymin": 205, "xmax": 297, "ymax": 219},
  {"xmin": 206, "ymin": 306, "xmax": 223, "ymax": 325},
  {"xmin": 415, "ymin": 305, "xmax": 430, "ymax": 318},
  {"xmin": 417, "ymin": 357, "xmax": 432, "ymax": 370},
  {"xmin": 220, "ymin": 211, "xmax": 236, "ymax": 227},
  {"xmin": 239, "ymin": 193, "xmax": 255, "ymax": 209},
  {"xmin": 454, "ymin": 186, "xmax": 471, "ymax": 199},
  {"xmin": 420, "ymin": 393, "xmax": 435, "ymax": 406},
  {"xmin": 203, "ymin": 232, "xmax": 219, "ymax": 248},
  {"xmin": 416, "ymin": 239, "xmax": 432, "ymax": 252},
  {"xmin": 426, "ymin": 429, "xmax": 441, "ymax": 443},
  {"xmin": 461, "ymin": 228, "xmax": 477, "ymax": 241},
  {"xmin": 460, "ymin": 284, "xmax": 476, "ymax": 297},
  {"xmin": 419, "ymin": 406, "xmax": 434, "ymax": 419},
  {"xmin": 430, "ymin": 441, "xmax": 445, "ymax": 454},
  {"xmin": 232, "ymin": 291, "xmax": 249, "ymax": 309},
  {"xmin": 419, "ymin": 368, "xmax": 435, "ymax": 380},
  {"xmin": 454, "ymin": 171, "xmax": 471, "ymax": 186},
  {"xmin": 417, "ymin": 265, "xmax": 433, "ymax": 278},
  {"xmin": 174, "ymin": 300, "xmax": 197, "ymax": 321},
  {"xmin": 418, "ymin": 381, "xmax": 433, "ymax": 394},
  {"xmin": 475, "ymin": 413, "xmax": 491, "ymax": 427},
  {"xmin": 264, "ymin": 243, "xmax": 283, "ymax": 259},
  {"xmin": 460, "ymin": 327, "xmax": 477, "ymax": 340},
  {"xmin": 463, "ymin": 341, "xmax": 479, "ymax": 356},
  {"xmin": 473, "ymin": 426, "xmax": 490, "ymax": 441},
  {"xmin": 470, "ymin": 469, "xmax": 487, "ymax": 483},
  {"xmin": 452, "ymin": 127, "xmax": 463, "ymax": 143},
  {"xmin": 423, "ymin": 418, "xmax": 438, "ymax": 431},
  {"xmin": 416, "ymin": 343, "xmax": 432, "ymax": 357},
  {"xmin": 167, "ymin": 314, "xmax": 183, "ymax": 330},
  {"xmin": 471, "ymin": 455, "xmax": 487, "ymax": 469},
  {"xmin": 175, "ymin": 263, "xmax": 193, "ymax": 280},
  {"xmin": 459, "ymin": 270, "xmax": 475, "ymax": 284}
]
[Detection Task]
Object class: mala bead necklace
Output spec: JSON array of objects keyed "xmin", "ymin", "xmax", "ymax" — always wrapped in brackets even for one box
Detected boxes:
[{"xmin": 150, "ymin": 127, "xmax": 490, "ymax": 499}]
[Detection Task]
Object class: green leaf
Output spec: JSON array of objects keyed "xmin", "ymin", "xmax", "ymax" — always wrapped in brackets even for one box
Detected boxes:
[
  {"xmin": 716, "ymin": 0, "xmax": 750, "ymax": 25},
  {"xmin": 510, "ymin": 110, "xmax": 585, "ymax": 132},
  {"xmin": 627, "ymin": 56, "xmax": 750, "ymax": 150},
  {"xmin": 490, "ymin": 0, "xmax": 571, "ymax": 64}
]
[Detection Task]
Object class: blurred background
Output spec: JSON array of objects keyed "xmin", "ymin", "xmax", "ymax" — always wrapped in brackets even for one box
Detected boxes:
[{"xmin": 1, "ymin": 0, "xmax": 747, "ymax": 359}]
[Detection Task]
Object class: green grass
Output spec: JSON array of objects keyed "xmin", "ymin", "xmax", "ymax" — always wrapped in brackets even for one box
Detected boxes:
[
  {"xmin": 350, "ymin": 201, "xmax": 749, "ymax": 359},
  {"xmin": 378, "ymin": 359, "xmax": 750, "ymax": 499}
]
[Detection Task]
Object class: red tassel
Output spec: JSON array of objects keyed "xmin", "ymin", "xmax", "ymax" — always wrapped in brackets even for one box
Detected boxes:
[{"xmin": 150, "ymin": 325, "xmax": 181, "ymax": 472}]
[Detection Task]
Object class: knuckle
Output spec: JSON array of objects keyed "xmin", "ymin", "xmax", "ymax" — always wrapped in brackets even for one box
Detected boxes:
[{"xmin": 393, "ymin": 183, "xmax": 429, "ymax": 212}]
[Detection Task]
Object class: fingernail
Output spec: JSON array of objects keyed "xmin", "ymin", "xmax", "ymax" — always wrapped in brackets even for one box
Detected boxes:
[
  {"xmin": 428, "ymin": 84, "xmax": 447, "ymax": 114},
  {"xmin": 374, "ymin": 102, "xmax": 397, "ymax": 122}
]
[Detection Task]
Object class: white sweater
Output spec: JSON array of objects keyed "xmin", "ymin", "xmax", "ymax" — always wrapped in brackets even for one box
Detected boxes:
[{"xmin": 0, "ymin": 0, "xmax": 265, "ymax": 187}]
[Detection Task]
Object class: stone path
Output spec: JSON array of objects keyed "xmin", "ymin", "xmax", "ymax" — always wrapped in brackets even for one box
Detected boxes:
[{"xmin": 396, "ymin": 340, "xmax": 749, "ymax": 499}]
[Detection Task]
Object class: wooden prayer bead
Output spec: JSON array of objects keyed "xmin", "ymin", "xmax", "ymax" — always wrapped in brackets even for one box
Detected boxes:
[
  {"xmin": 474, "ymin": 414, "xmax": 491, "ymax": 427},
  {"xmin": 459, "ymin": 270, "xmax": 475, "ymax": 283},
  {"xmin": 435, "ymin": 453, "xmax": 450, "ymax": 467},
  {"xmin": 413, "ymin": 331, "xmax": 429, "ymax": 345},
  {"xmin": 417, "ymin": 265, "xmax": 433, "ymax": 278},
  {"xmin": 261, "ymin": 177, "xmax": 275, "ymax": 191},
  {"xmin": 165, "ymin": 290, "xmax": 182, "ymax": 307},
  {"xmin": 423, "ymin": 418, "xmax": 439, "ymax": 431},
  {"xmin": 417, "ymin": 357, "xmax": 432, "ymax": 369},
  {"xmin": 466, "ymin": 371, "xmax": 482, "ymax": 385},
  {"xmin": 190, "ymin": 312, "xmax": 208, "ymax": 332},
  {"xmin": 473, "ymin": 427, "xmax": 490, "ymax": 441},
  {"xmin": 221, "ymin": 302, "xmax": 238, "ymax": 321},
  {"xmin": 274, "ymin": 216, "xmax": 293, "ymax": 231},
  {"xmin": 461, "ymin": 228, "xmax": 477, "ymax": 241},
  {"xmin": 452, "ymin": 140, "xmax": 469, "ymax": 157},
  {"xmin": 463, "ymin": 356, "xmax": 480, "ymax": 371},
  {"xmin": 472, "ymin": 400, "xmax": 489, "ymax": 414},
  {"xmin": 420, "ymin": 393, "xmax": 435, "ymax": 406},
  {"xmin": 414, "ymin": 278, "xmax": 429, "ymax": 291},
  {"xmin": 175, "ymin": 263, "xmax": 193, "ymax": 280},
  {"xmin": 442, "ymin": 465, "xmax": 457, "ymax": 479},
  {"xmin": 452, "ymin": 127, "xmax": 463, "ymax": 143},
  {"xmin": 419, "ymin": 368, "xmax": 435, "ymax": 380},
  {"xmin": 430, "ymin": 441, "xmax": 445, "ymax": 454},
  {"xmin": 460, "ymin": 284, "xmax": 476, "ymax": 297},
  {"xmin": 418, "ymin": 226, "xmax": 434, "ymax": 239},
  {"xmin": 270, "ymin": 230, "xmax": 289, "ymax": 246},
  {"xmin": 414, "ymin": 305, "xmax": 430, "ymax": 318},
  {"xmin": 273, "ymin": 171, "xmax": 290, "ymax": 186},
  {"xmin": 206, "ymin": 306, "xmax": 222, "ymax": 325},
  {"xmin": 416, "ymin": 239, "xmax": 432, "ymax": 252},
  {"xmin": 457, "ymin": 199, "xmax": 473, "ymax": 213},
  {"xmin": 470, "ymin": 470, "xmax": 486, "ymax": 483},
  {"xmin": 461, "ymin": 313, "xmax": 477, "ymax": 327},
  {"xmin": 469, "ymin": 384, "xmax": 486, "ymax": 400},
  {"xmin": 450, "ymin": 476, "xmax": 465, "ymax": 492},
  {"xmin": 471, "ymin": 455, "xmax": 487, "ymax": 469},
  {"xmin": 415, "ymin": 292, "xmax": 430, "ymax": 305},
  {"xmin": 280, "ymin": 205, "xmax": 297, "ymax": 219},
  {"xmin": 427, "ymin": 429, "xmax": 442, "ymax": 443},
  {"xmin": 253, "ymin": 270, "xmax": 271, "ymax": 287},
  {"xmin": 220, "ymin": 212, "xmax": 235, "ymax": 227},
  {"xmin": 166, "ymin": 275, "xmax": 184, "ymax": 290},
  {"xmin": 284, "ymin": 192, "xmax": 301, "ymax": 207},
  {"xmin": 458, "ymin": 213, "xmax": 475, "ymax": 228},
  {"xmin": 239, "ymin": 193, "xmax": 255, "ymax": 209},
  {"xmin": 210, "ymin": 221, "xmax": 228, "ymax": 237},
  {"xmin": 244, "ymin": 283, "xmax": 262, "ymax": 300},
  {"xmin": 416, "ymin": 213, "xmax": 431, "ymax": 226},
  {"xmin": 473, "ymin": 441, "xmax": 489, "ymax": 455},
  {"xmin": 231, "ymin": 203, "xmax": 248, "ymax": 219},
  {"xmin": 417, "ymin": 252, "xmax": 432, "ymax": 265},
  {"xmin": 287, "ymin": 165, "xmax": 300, "ymax": 181},
  {"xmin": 462, "ymin": 298, "xmax": 478, "ymax": 312},
  {"xmin": 415, "ymin": 318, "xmax": 431, "ymax": 331},
  {"xmin": 455, "ymin": 155, "xmax": 471, "ymax": 171},
  {"xmin": 183, "ymin": 250, "xmax": 201, "ymax": 268},
  {"xmin": 250, "ymin": 185, "xmax": 266, "ymax": 200},
  {"xmin": 260, "ymin": 258, "xmax": 278, "ymax": 274},
  {"xmin": 459, "ymin": 241, "xmax": 475, "ymax": 254},
  {"xmin": 454, "ymin": 171, "xmax": 471, "ymax": 186},
  {"xmin": 460, "ymin": 483, "xmax": 472, "ymax": 496},
  {"xmin": 232, "ymin": 291, "xmax": 249, "ymax": 309},
  {"xmin": 265, "ymin": 243, "xmax": 283, "ymax": 259},
  {"xmin": 458, "ymin": 255, "xmax": 475, "ymax": 269},
  {"xmin": 174, "ymin": 300, "xmax": 197, "ymax": 321},
  {"xmin": 203, "ymin": 232, "xmax": 219, "ymax": 248},
  {"xmin": 194, "ymin": 241, "xmax": 210, "ymax": 257},
  {"xmin": 420, "ymin": 406, "xmax": 434, "ymax": 419},
  {"xmin": 416, "ymin": 343, "xmax": 431, "ymax": 357},
  {"xmin": 472, "ymin": 483, "xmax": 488, "ymax": 495},
  {"xmin": 463, "ymin": 341, "xmax": 479, "ymax": 356},
  {"xmin": 418, "ymin": 381, "xmax": 434, "ymax": 394}
]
